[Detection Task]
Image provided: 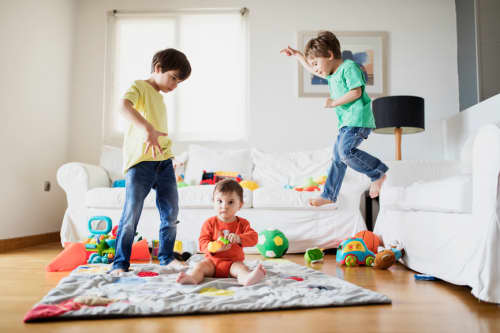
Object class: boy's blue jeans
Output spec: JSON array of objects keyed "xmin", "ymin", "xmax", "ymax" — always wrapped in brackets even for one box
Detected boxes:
[
  {"xmin": 112, "ymin": 159, "xmax": 179, "ymax": 271},
  {"xmin": 322, "ymin": 126, "xmax": 388, "ymax": 203}
]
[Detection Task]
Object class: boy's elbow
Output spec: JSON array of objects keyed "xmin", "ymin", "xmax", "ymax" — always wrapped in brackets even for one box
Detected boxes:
[{"xmin": 354, "ymin": 88, "xmax": 362, "ymax": 98}]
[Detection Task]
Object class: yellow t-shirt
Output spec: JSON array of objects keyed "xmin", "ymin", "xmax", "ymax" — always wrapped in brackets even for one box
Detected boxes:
[{"xmin": 122, "ymin": 80, "xmax": 173, "ymax": 173}]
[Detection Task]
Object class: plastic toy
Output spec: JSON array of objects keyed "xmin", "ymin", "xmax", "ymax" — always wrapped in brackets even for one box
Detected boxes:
[
  {"xmin": 173, "ymin": 240, "xmax": 193, "ymax": 261},
  {"xmin": 314, "ymin": 175, "xmax": 327, "ymax": 185},
  {"xmin": 151, "ymin": 240, "xmax": 159, "ymax": 260},
  {"xmin": 207, "ymin": 236, "xmax": 230, "ymax": 253},
  {"xmin": 294, "ymin": 177, "xmax": 321, "ymax": 192},
  {"xmin": 304, "ymin": 248, "xmax": 324, "ymax": 264},
  {"xmin": 112, "ymin": 179, "xmax": 125, "ymax": 187},
  {"xmin": 256, "ymin": 229, "xmax": 289, "ymax": 258},
  {"xmin": 414, "ymin": 274, "xmax": 438, "ymax": 281},
  {"xmin": 200, "ymin": 171, "xmax": 242, "ymax": 185},
  {"xmin": 239, "ymin": 180, "xmax": 259, "ymax": 191},
  {"xmin": 354, "ymin": 230, "xmax": 381, "ymax": 254},
  {"xmin": 84, "ymin": 216, "xmax": 116, "ymax": 264},
  {"xmin": 177, "ymin": 174, "xmax": 188, "ymax": 188},
  {"xmin": 130, "ymin": 239, "xmax": 151, "ymax": 260},
  {"xmin": 336, "ymin": 237, "xmax": 375, "ymax": 267},
  {"xmin": 46, "ymin": 242, "xmax": 87, "ymax": 272}
]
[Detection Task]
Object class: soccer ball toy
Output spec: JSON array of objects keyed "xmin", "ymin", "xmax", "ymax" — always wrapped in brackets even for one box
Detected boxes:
[{"xmin": 256, "ymin": 229, "xmax": 289, "ymax": 258}]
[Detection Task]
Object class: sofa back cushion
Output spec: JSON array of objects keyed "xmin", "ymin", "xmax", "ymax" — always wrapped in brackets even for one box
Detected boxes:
[
  {"xmin": 184, "ymin": 145, "xmax": 253, "ymax": 186},
  {"xmin": 251, "ymin": 148, "xmax": 332, "ymax": 188},
  {"xmin": 100, "ymin": 145, "xmax": 124, "ymax": 182}
]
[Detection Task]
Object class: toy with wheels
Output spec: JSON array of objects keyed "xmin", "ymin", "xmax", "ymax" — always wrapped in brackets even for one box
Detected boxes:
[
  {"xmin": 336, "ymin": 237, "xmax": 375, "ymax": 267},
  {"xmin": 256, "ymin": 229, "xmax": 289, "ymax": 258},
  {"xmin": 83, "ymin": 216, "xmax": 116, "ymax": 264}
]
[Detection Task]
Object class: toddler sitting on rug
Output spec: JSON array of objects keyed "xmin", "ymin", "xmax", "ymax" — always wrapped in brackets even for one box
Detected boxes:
[{"xmin": 177, "ymin": 179, "xmax": 266, "ymax": 286}]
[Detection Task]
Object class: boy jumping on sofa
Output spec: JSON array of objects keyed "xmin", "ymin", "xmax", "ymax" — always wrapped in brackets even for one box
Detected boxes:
[
  {"xmin": 281, "ymin": 31, "xmax": 388, "ymax": 207},
  {"xmin": 177, "ymin": 179, "xmax": 266, "ymax": 286},
  {"xmin": 109, "ymin": 48, "xmax": 191, "ymax": 275}
]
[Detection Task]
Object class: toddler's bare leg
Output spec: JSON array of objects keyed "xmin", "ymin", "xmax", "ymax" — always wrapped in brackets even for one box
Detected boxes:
[
  {"xmin": 176, "ymin": 259, "xmax": 215, "ymax": 285},
  {"xmin": 230, "ymin": 262, "xmax": 266, "ymax": 286}
]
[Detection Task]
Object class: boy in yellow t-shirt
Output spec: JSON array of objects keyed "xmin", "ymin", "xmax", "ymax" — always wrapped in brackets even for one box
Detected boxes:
[{"xmin": 110, "ymin": 48, "xmax": 191, "ymax": 275}]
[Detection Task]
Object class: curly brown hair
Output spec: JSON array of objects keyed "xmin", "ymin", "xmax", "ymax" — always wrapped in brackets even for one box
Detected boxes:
[{"xmin": 304, "ymin": 31, "xmax": 341, "ymax": 59}]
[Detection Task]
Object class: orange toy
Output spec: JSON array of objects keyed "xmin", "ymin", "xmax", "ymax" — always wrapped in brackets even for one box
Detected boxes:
[
  {"xmin": 46, "ymin": 242, "xmax": 87, "ymax": 272},
  {"xmin": 354, "ymin": 230, "xmax": 381, "ymax": 254},
  {"xmin": 130, "ymin": 239, "xmax": 151, "ymax": 260}
]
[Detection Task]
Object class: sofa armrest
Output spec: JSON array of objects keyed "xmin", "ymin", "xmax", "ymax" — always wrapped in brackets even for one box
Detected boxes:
[
  {"xmin": 382, "ymin": 160, "xmax": 463, "ymax": 188},
  {"xmin": 57, "ymin": 162, "xmax": 111, "ymax": 208},
  {"xmin": 472, "ymin": 124, "xmax": 500, "ymax": 216}
]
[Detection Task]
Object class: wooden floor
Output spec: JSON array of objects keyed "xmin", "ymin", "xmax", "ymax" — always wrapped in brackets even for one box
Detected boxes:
[{"xmin": 1, "ymin": 243, "xmax": 499, "ymax": 333}]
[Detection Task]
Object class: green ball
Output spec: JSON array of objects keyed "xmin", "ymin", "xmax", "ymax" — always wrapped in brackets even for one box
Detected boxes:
[{"xmin": 256, "ymin": 229, "xmax": 289, "ymax": 258}]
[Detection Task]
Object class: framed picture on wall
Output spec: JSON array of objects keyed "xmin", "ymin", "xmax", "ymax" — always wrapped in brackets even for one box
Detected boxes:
[{"xmin": 297, "ymin": 31, "xmax": 388, "ymax": 98}]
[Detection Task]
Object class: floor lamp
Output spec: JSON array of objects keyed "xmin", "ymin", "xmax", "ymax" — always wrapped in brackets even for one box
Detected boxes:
[{"xmin": 372, "ymin": 96, "xmax": 425, "ymax": 160}]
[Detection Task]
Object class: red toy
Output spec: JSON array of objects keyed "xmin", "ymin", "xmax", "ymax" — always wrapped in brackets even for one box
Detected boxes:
[{"xmin": 200, "ymin": 171, "xmax": 242, "ymax": 185}]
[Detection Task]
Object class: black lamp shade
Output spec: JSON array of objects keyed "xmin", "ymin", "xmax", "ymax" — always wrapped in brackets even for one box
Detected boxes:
[{"xmin": 372, "ymin": 96, "xmax": 425, "ymax": 134}]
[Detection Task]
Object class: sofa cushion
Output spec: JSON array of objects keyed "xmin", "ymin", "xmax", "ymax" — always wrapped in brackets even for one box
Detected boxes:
[
  {"xmin": 85, "ymin": 185, "xmax": 252, "ymax": 209},
  {"xmin": 252, "ymin": 186, "xmax": 338, "ymax": 209},
  {"xmin": 381, "ymin": 175, "xmax": 472, "ymax": 213},
  {"xmin": 184, "ymin": 145, "xmax": 252, "ymax": 186},
  {"xmin": 251, "ymin": 148, "xmax": 332, "ymax": 188},
  {"xmin": 178, "ymin": 185, "xmax": 252, "ymax": 208}
]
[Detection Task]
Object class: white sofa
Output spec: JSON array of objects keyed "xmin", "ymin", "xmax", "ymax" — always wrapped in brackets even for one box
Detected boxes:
[
  {"xmin": 57, "ymin": 144, "xmax": 371, "ymax": 254},
  {"xmin": 374, "ymin": 98, "xmax": 500, "ymax": 303}
]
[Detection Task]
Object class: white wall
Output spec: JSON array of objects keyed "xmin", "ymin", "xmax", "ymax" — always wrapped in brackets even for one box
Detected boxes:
[
  {"xmin": 0, "ymin": 0, "xmax": 75, "ymax": 239},
  {"xmin": 70, "ymin": 0, "xmax": 459, "ymax": 164}
]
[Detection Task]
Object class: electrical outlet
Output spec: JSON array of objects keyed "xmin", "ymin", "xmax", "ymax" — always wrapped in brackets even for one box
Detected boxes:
[{"xmin": 44, "ymin": 181, "xmax": 51, "ymax": 192}]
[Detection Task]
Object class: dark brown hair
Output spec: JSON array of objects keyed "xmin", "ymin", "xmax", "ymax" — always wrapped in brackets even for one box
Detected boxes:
[
  {"xmin": 213, "ymin": 179, "xmax": 244, "ymax": 203},
  {"xmin": 151, "ymin": 48, "xmax": 191, "ymax": 80},
  {"xmin": 304, "ymin": 31, "xmax": 341, "ymax": 59}
]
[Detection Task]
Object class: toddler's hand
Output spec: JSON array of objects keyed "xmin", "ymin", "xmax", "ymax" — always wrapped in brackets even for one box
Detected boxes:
[
  {"xmin": 324, "ymin": 98, "xmax": 337, "ymax": 108},
  {"xmin": 280, "ymin": 46, "xmax": 300, "ymax": 57},
  {"xmin": 227, "ymin": 233, "xmax": 241, "ymax": 244},
  {"xmin": 215, "ymin": 243, "xmax": 232, "ymax": 253},
  {"xmin": 145, "ymin": 127, "xmax": 168, "ymax": 158}
]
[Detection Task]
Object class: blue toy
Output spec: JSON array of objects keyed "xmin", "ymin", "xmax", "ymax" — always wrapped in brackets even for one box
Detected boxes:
[
  {"xmin": 336, "ymin": 237, "xmax": 375, "ymax": 267},
  {"xmin": 84, "ymin": 216, "xmax": 116, "ymax": 264}
]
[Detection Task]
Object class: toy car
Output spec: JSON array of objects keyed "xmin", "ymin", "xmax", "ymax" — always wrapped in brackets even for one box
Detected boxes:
[{"xmin": 336, "ymin": 237, "xmax": 375, "ymax": 267}]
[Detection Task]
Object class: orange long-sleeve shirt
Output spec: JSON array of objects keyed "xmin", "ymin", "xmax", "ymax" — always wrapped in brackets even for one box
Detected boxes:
[{"xmin": 199, "ymin": 216, "xmax": 258, "ymax": 262}]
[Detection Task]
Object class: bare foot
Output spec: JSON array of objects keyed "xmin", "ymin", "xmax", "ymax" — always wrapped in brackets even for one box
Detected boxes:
[
  {"xmin": 239, "ymin": 264, "xmax": 266, "ymax": 286},
  {"xmin": 370, "ymin": 174, "xmax": 387, "ymax": 198},
  {"xmin": 108, "ymin": 268, "xmax": 125, "ymax": 277},
  {"xmin": 308, "ymin": 197, "xmax": 335, "ymax": 207},
  {"xmin": 176, "ymin": 271, "xmax": 199, "ymax": 284}
]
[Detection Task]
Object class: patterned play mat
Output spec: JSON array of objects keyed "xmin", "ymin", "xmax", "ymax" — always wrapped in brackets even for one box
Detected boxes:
[{"xmin": 25, "ymin": 257, "xmax": 390, "ymax": 322}]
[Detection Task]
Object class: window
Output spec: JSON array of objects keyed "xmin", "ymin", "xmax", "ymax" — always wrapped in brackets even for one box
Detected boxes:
[{"xmin": 103, "ymin": 9, "xmax": 248, "ymax": 145}]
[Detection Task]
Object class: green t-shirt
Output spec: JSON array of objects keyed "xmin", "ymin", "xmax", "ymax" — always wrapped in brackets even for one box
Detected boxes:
[{"xmin": 327, "ymin": 59, "xmax": 375, "ymax": 129}]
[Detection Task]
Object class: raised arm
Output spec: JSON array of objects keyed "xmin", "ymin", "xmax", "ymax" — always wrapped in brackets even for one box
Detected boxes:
[{"xmin": 280, "ymin": 46, "xmax": 327, "ymax": 79}]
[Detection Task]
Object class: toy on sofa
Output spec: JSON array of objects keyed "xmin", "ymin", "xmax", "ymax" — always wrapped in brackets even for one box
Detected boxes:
[
  {"xmin": 304, "ymin": 248, "xmax": 324, "ymax": 264},
  {"xmin": 256, "ymin": 229, "xmax": 289, "ymax": 258},
  {"xmin": 83, "ymin": 216, "xmax": 116, "ymax": 264},
  {"xmin": 294, "ymin": 177, "xmax": 321, "ymax": 192},
  {"xmin": 239, "ymin": 180, "xmax": 259, "ymax": 191},
  {"xmin": 200, "ymin": 171, "xmax": 242, "ymax": 185},
  {"xmin": 336, "ymin": 237, "xmax": 375, "ymax": 267}
]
